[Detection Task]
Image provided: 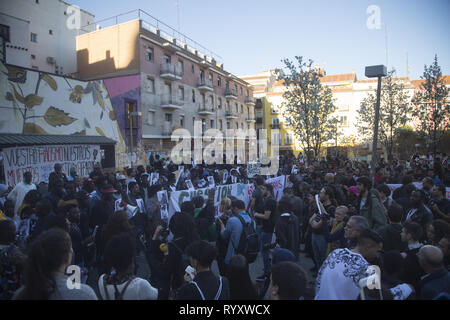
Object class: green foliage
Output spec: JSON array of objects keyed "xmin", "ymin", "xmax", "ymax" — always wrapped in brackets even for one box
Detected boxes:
[
  {"xmin": 357, "ymin": 69, "xmax": 412, "ymax": 159},
  {"xmin": 278, "ymin": 56, "xmax": 337, "ymax": 160},
  {"xmin": 412, "ymin": 55, "xmax": 450, "ymax": 156}
]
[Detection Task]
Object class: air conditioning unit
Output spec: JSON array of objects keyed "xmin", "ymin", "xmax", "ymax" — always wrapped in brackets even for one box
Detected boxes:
[{"xmin": 47, "ymin": 57, "xmax": 55, "ymax": 64}]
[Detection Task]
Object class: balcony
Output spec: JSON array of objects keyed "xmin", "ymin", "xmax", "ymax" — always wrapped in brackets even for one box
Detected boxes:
[
  {"xmin": 255, "ymin": 100, "xmax": 263, "ymax": 108},
  {"xmin": 245, "ymin": 96, "xmax": 255, "ymax": 106},
  {"xmin": 256, "ymin": 117, "xmax": 263, "ymax": 124},
  {"xmin": 197, "ymin": 78, "xmax": 214, "ymax": 92},
  {"xmin": 160, "ymin": 63, "xmax": 182, "ymax": 80},
  {"xmin": 246, "ymin": 115, "xmax": 256, "ymax": 122},
  {"xmin": 224, "ymin": 87, "xmax": 237, "ymax": 100},
  {"xmin": 160, "ymin": 94, "xmax": 183, "ymax": 110},
  {"xmin": 198, "ymin": 104, "xmax": 215, "ymax": 116},
  {"xmin": 225, "ymin": 111, "xmax": 238, "ymax": 119}
]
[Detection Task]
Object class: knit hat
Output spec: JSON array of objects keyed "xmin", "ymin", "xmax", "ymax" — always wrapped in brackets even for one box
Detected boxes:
[{"xmin": 348, "ymin": 186, "xmax": 359, "ymax": 197}]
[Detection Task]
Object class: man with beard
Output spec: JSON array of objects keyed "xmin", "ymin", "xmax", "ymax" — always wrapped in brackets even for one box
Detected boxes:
[{"xmin": 356, "ymin": 177, "xmax": 387, "ymax": 233}]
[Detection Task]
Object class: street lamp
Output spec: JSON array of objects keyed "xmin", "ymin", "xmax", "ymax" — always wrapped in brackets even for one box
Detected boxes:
[{"xmin": 365, "ymin": 65, "xmax": 387, "ymax": 185}]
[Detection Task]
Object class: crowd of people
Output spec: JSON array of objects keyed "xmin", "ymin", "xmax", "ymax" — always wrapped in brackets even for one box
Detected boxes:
[{"xmin": 0, "ymin": 151, "xmax": 449, "ymax": 300}]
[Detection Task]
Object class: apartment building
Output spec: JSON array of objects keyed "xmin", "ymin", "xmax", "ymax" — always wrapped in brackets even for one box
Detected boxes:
[
  {"xmin": 0, "ymin": 0, "xmax": 95, "ymax": 74},
  {"xmin": 76, "ymin": 11, "xmax": 255, "ymax": 158}
]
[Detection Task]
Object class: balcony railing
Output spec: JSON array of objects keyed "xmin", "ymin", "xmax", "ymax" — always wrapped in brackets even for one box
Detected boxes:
[
  {"xmin": 255, "ymin": 100, "xmax": 263, "ymax": 108},
  {"xmin": 160, "ymin": 63, "xmax": 182, "ymax": 80},
  {"xmin": 160, "ymin": 94, "xmax": 183, "ymax": 109},
  {"xmin": 224, "ymin": 87, "xmax": 237, "ymax": 99},
  {"xmin": 246, "ymin": 115, "xmax": 256, "ymax": 122},
  {"xmin": 197, "ymin": 78, "xmax": 214, "ymax": 91},
  {"xmin": 225, "ymin": 111, "xmax": 238, "ymax": 118},
  {"xmin": 245, "ymin": 96, "xmax": 255, "ymax": 105},
  {"xmin": 198, "ymin": 104, "xmax": 215, "ymax": 115}
]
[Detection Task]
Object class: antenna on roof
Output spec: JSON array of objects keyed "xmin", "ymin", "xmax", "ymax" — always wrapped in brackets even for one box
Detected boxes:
[{"xmin": 176, "ymin": 0, "xmax": 181, "ymax": 42}]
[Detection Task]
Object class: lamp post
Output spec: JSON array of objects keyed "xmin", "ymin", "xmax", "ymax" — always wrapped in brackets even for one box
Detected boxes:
[{"xmin": 365, "ymin": 65, "xmax": 387, "ymax": 185}]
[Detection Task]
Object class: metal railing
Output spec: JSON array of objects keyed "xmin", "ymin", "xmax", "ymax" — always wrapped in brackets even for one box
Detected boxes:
[
  {"xmin": 225, "ymin": 87, "xmax": 237, "ymax": 97},
  {"xmin": 160, "ymin": 94, "xmax": 183, "ymax": 106},
  {"xmin": 78, "ymin": 9, "xmax": 223, "ymax": 65},
  {"xmin": 160, "ymin": 63, "xmax": 183, "ymax": 78},
  {"xmin": 198, "ymin": 78, "xmax": 213, "ymax": 89}
]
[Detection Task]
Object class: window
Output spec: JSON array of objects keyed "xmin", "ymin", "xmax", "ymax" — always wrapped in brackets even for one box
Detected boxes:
[
  {"xmin": 241, "ymin": 104, "xmax": 243, "ymax": 113},
  {"xmin": 191, "ymin": 64, "xmax": 195, "ymax": 73},
  {"xmin": 201, "ymin": 94, "xmax": 206, "ymax": 107},
  {"xmin": 163, "ymin": 55, "xmax": 171, "ymax": 64},
  {"xmin": 31, "ymin": 65, "xmax": 39, "ymax": 70},
  {"xmin": 192, "ymin": 89, "xmax": 196, "ymax": 103},
  {"xmin": 146, "ymin": 47, "xmax": 154, "ymax": 62},
  {"xmin": 30, "ymin": 33, "xmax": 37, "ymax": 43},
  {"xmin": 218, "ymin": 77, "xmax": 221, "ymax": 87},
  {"xmin": 178, "ymin": 60, "xmax": 184, "ymax": 74},
  {"xmin": 146, "ymin": 76, "xmax": 155, "ymax": 93},
  {"xmin": 178, "ymin": 86, "xmax": 184, "ymax": 101},
  {"xmin": 218, "ymin": 98, "xmax": 222, "ymax": 109},
  {"xmin": 208, "ymin": 73, "xmax": 213, "ymax": 83},
  {"xmin": 227, "ymin": 122, "xmax": 230, "ymax": 129},
  {"xmin": 241, "ymin": 123, "xmax": 244, "ymax": 130},
  {"xmin": 209, "ymin": 95, "xmax": 214, "ymax": 108},
  {"xmin": 202, "ymin": 119, "xmax": 206, "ymax": 133},
  {"xmin": 339, "ymin": 115, "xmax": 348, "ymax": 127},
  {"xmin": 125, "ymin": 101, "xmax": 138, "ymax": 128},
  {"xmin": 31, "ymin": 54, "xmax": 36, "ymax": 60},
  {"xmin": 148, "ymin": 111, "xmax": 155, "ymax": 125},
  {"xmin": 285, "ymin": 133, "xmax": 293, "ymax": 145},
  {"xmin": 235, "ymin": 103, "xmax": 238, "ymax": 113},
  {"xmin": 0, "ymin": 24, "xmax": 10, "ymax": 42},
  {"xmin": 165, "ymin": 113, "xmax": 173, "ymax": 125},
  {"xmin": 235, "ymin": 122, "xmax": 239, "ymax": 129},
  {"xmin": 193, "ymin": 117, "xmax": 196, "ymax": 126},
  {"xmin": 210, "ymin": 119, "xmax": 214, "ymax": 128},
  {"xmin": 49, "ymin": 30, "xmax": 53, "ymax": 35},
  {"xmin": 240, "ymin": 87, "xmax": 243, "ymax": 95},
  {"xmin": 180, "ymin": 115, "xmax": 185, "ymax": 127},
  {"xmin": 200, "ymin": 70, "xmax": 205, "ymax": 81},
  {"xmin": 219, "ymin": 120, "xmax": 223, "ymax": 130}
]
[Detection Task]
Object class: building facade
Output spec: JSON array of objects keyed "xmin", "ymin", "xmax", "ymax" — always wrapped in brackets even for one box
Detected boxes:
[
  {"xmin": 76, "ymin": 14, "xmax": 255, "ymax": 161},
  {"xmin": 0, "ymin": 0, "xmax": 95, "ymax": 74}
]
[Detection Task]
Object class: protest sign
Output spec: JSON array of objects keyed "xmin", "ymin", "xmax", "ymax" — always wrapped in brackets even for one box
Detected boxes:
[
  {"xmin": 207, "ymin": 176, "xmax": 215, "ymax": 187},
  {"xmin": 150, "ymin": 173, "xmax": 159, "ymax": 185},
  {"xmin": 2, "ymin": 144, "xmax": 101, "ymax": 187},
  {"xmin": 157, "ymin": 190, "xmax": 169, "ymax": 220},
  {"xmin": 247, "ymin": 162, "xmax": 261, "ymax": 178},
  {"xmin": 185, "ymin": 179, "xmax": 195, "ymax": 191}
]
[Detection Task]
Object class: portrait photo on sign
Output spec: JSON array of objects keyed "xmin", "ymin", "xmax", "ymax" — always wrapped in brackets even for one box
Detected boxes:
[{"xmin": 157, "ymin": 190, "xmax": 169, "ymax": 219}]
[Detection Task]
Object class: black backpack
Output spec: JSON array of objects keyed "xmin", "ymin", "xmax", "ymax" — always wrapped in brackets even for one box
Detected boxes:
[{"xmin": 235, "ymin": 215, "xmax": 259, "ymax": 263}]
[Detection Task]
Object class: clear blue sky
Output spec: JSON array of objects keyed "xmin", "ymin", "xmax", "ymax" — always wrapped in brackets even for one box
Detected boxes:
[{"xmin": 70, "ymin": 0, "xmax": 449, "ymax": 80}]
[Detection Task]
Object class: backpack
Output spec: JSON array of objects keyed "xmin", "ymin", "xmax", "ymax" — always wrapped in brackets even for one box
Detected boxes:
[{"xmin": 235, "ymin": 215, "xmax": 259, "ymax": 263}]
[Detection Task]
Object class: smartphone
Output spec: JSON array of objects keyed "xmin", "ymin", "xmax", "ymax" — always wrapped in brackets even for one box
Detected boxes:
[
  {"xmin": 185, "ymin": 265, "xmax": 196, "ymax": 279},
  {"xmin": 92, "ymin": 225, "xmax": 99, "ymax": 237},
  {"xmin": 315, "ymin": 194, "xmax": 323, "ymax": 216}
]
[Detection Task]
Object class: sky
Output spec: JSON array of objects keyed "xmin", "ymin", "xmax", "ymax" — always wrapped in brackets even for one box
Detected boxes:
[{"xmin": 70, "ymin": 0, "xmax": 450, "ymax": 80}]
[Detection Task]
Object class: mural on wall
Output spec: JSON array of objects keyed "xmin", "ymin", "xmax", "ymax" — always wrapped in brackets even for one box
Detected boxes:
[
  {"xmin": 103, "ymin": 75, "xmax": 143, "ymax": 168},
  {"xmin": 0, "ymin": 61, "xmax": 130, "ymax": 168}
]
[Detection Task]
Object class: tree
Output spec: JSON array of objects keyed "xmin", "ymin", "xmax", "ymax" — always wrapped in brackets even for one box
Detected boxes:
[
  {"xmin": 357, "ymin": 69, "xmax": 412, "ymax": 161},
  {"xmin": 412, "ymin": 55, "xmax": 450, "ymax": 158},
  {"xmin": 278, "ymin": 56, "xmax": 337, "ymax": 162}
]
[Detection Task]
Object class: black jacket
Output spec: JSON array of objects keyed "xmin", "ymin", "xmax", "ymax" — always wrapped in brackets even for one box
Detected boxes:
[
  {"xmin": 176, "ymin": 271, "xmax": 230, "ymax": 300},
  {"xmin": 418, "ymin": 268, "xmax": 450, "ymax": 300},
  {"xmin": 275, "ymin": 213, "xmax": 300, "ymax": 260},
  {"xmin": 378, "ymin": 224, "xmax": 405, "ymax": 252}
]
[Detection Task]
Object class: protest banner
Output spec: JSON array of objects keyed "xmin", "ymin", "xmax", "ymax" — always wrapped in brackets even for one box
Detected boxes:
[
  {"xmin": 2, "ymin": 144, "xmax": 101, "ymax": 187},
  {"xmin": 247, "ymin": 162, "xmax": 261, "ymax": 178},
  {"xmin": 168, "ymin": 176, "xmax": 287, "ymax": 219}
]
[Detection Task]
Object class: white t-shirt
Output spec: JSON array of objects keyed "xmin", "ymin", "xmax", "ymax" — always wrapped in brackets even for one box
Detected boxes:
[
  {"xmin": 98, "ymin": 275, "xmax": 158, "ymax": 300},
  {"xmin": 315, "ymin": 248, "xmax": 369, "ymax": 300},
  {"xmin": 7, "ymin": 182, "xmax": 37, "ymax": 218}
]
